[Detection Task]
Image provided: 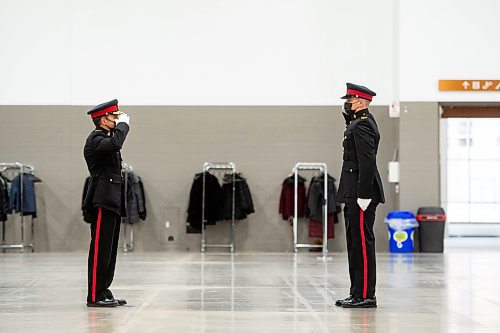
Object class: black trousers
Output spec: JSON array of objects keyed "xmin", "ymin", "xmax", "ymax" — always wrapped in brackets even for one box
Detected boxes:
[
  {"xmin": 87, "ymin": 207, "xmax": 121, "ymax": 303},
  {"xmin": 344, "ymin": 202, "xmax": 378, "ymax": 299}
]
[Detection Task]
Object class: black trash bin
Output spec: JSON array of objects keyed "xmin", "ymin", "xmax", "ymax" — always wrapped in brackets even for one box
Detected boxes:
[{"xmin": 416, "ymin": 207, "xmax": 446, "ymax": 253}]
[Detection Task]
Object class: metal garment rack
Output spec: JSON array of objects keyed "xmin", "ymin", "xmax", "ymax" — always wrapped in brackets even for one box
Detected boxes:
[
  {"xmin": 292, "ymin": 162, "xmax": 329, "ymax": 260},
  {"xmin": 122, "ymin": 162, "xmax": 134, "ymax": 253},
  {"xmin": 0, "ymin": 162, "xmax": 36, "ymax": 252},
  {"xmin": 201, "ymin": 162, "xmax": 236, "ymax": 253}
]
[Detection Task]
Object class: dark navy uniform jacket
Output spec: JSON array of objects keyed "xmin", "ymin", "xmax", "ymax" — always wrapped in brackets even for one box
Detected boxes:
[
  {"xmin": 82, "ymin": 123, "xmax": 129, "ymax": 216},
  {"xmin": 336, "ymin": 109, "xmax": 385, "ymax": 204}
]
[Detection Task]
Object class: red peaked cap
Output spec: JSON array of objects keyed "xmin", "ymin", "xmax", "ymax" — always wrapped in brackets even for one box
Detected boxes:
[
  {"xmin": 340, "ymin": 83, "xmax": 376, "ymax": 101},
  {"xmin": 87, "ymin": 99, "xmax": 122, "ymax": 119}
]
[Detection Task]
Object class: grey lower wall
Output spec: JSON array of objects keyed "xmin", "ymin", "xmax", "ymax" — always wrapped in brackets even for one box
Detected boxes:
[
  {"xmin": 399, "ymin": 102, "xmax": 440, "ymax": 210},
  {"xmin": 0, "ymin": 105, "xmax": 397, "ymax": 252}
]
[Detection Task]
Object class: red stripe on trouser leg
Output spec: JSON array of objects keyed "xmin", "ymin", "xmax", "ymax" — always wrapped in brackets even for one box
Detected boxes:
[
  {"xmin": 359, "ymin": 208, "xmax": 368, "ymax": 298},
  {"xmin": 92, "ymin": 208, "xmax": 103, "ymax": 302}
]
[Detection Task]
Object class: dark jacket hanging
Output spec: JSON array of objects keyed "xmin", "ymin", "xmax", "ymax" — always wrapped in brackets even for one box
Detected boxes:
[
  {"xmin": 186, "ymin": 172, "xmax": 223, "ymax": 233},
  {"xmin": 305, "ymin": 174, "xmax": 341, "ymax": 239},
  {"xmin": 122, "ymin": 172, "xmax": 147, "ymax": 224},
  {"xmin": 0, "ymin": 174, "xmax": 9, "ymax": 222},
  {"xmin": 8, "ymin": 173, "xmax": 37, "ymax": 217},
  {"xmin": 221, "ymin": 173, "xmax": 255, "ymax": 220},
  {"xmin": 279, "ymin": 175, "xmax": 306, "ymax": 220},
  {"xmin": 306, "ymin": 174, "xmax": 341, "ymax": 221}
]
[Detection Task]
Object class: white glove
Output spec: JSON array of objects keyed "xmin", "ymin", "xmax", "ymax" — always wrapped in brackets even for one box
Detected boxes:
[
  {"xmin": 357, "ymin": 198, "xmax": 372, "ymax": 211},
  {"xmin": 115, "ymin": 113, "xmax": 130, "ymax": 126}
]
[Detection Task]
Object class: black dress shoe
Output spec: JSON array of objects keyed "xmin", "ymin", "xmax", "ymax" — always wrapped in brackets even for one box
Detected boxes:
[
  {"xmin": 335, "ymin": 295, "xmax": 354, "ymax": 306},
  {"xmin": 108, "ymin": 298, "xmax": 127, "ymax": 306},
  {"xmin": 105, "ymin": 289, "xmax": 127, "ymax": 306},
  {"xmin": 341, "ymin": 296, "xmax": 377, "ymax": 308},
  {"xmin": 87, "ymin": 299, "xmax": 119, "ymax": 307}
]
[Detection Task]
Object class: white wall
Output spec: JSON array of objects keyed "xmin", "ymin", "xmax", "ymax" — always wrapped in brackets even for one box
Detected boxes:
[
  {"xmin": 2, "ymin": 0, "xmax": 499, "ymax": 106},
  {"xmin": 399, "ymin": 0, "xmax": 500, "ymax": 102},
  {"xmin": 0, "ymin": 0, "xmax": 394, "ymax": 105},
  {"xmin": 0, "ymin": 0, "xmax": 71, "ymax": 105}
]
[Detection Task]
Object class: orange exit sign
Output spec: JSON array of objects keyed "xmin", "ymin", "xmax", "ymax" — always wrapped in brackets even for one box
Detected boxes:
[{"xmin": 439, "ymin": 80, "xmax": 500, "ymax": 91}]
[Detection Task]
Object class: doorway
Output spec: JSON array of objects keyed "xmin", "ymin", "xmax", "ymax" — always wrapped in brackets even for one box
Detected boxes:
[{"xmin": 440, "ymin": 105, "xmax": 500, "ymax": 236}]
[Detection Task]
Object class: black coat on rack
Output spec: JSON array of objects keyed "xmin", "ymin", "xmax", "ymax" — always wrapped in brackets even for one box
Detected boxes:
[
  {"xmin": 221, "ymin": 173, "xmax": 255, "ymax": 220},
  {"xmin": 305, "ymin": 174, "xmax": 341, "ymax": 221},
  {"xmin": 0, "ymin": 174, "xmax": 9, "ymax": 222},
  {"xmin": 122, "ymin": 172, "xmax": 147, "ymax": 224},
  {"xmin": 186, "ymin": 172, "xmax": 223, "ymax": 233}
]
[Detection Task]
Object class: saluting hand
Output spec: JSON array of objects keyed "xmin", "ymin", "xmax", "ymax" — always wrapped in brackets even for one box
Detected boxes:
[{"xmin": 116, "ymin": 113, "xmax": 130, "ymax": 126}]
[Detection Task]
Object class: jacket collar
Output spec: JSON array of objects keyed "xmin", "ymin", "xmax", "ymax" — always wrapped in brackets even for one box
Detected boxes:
[{"xmin": 95, "ymin": 126, "xmax": 111, "ymax": 136}]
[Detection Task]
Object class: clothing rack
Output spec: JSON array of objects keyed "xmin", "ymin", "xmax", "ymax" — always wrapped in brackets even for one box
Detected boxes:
[
  {"xmin": 122, "ymin": 162, "xmax": 134, "ymax": 252},
  {"xmin": 292, "ymin": 162, "xmax": 329, "ymax": 260},
  {"xmin": 201, "ymin": 162, "xmax": 236, "ymax": 253},
  {"xmin": 0, "ymin": 162, "xmax": 36, "ymax": 252}
]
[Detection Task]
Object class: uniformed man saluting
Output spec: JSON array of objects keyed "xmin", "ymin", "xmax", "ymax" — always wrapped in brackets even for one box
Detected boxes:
[
  {"xmin": 82, "ymin": 99, "xmax": 130, "ymax": 307},
  {"xmin": 335, "ymin": 83, "xmax": 385, "ymax": 308}
]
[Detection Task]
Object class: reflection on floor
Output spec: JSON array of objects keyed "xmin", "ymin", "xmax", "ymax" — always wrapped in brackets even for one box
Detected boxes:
[{"xmin": 1, "ymin": 250, "xmax": 500, "ymax": 332}]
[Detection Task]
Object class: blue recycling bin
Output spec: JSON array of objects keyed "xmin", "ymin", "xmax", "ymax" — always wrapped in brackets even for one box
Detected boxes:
[{"xmin": 384, "ymin": 211, "xmax": 419, "ymax": 253}]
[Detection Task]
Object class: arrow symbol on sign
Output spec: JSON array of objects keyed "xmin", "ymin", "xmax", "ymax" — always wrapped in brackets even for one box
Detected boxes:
[
  {"xmin": 495, "ymin": 82, "xmax": 500, "ymax": 90},
  {"xmin": 462, "ymin": 81, "xmax": 470, "ymax": 90},
  {"xmin": 483, "ymin": 81, "xmax": 493, "ymax": 89}
]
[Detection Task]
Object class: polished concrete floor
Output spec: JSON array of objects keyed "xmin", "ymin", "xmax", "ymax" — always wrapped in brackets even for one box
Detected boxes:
[{"xmin": 1, "ymin": 250, "xmax": 500, "ymax": 332}]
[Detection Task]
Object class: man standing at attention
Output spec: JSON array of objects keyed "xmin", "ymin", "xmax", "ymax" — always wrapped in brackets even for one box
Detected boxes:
[
  {"xmin": 83, "ymin": 99, "xmax": 130, "ymax": 307},
  {"xmin": 335, "ymin": 83, "xmax": 385, "ymax": 308}
]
